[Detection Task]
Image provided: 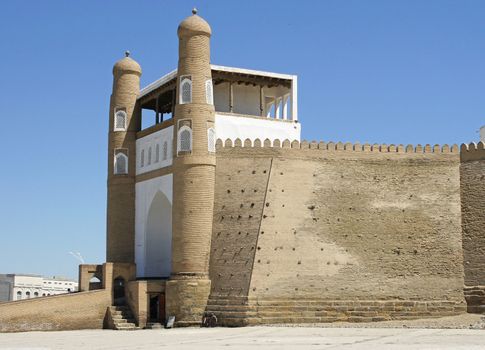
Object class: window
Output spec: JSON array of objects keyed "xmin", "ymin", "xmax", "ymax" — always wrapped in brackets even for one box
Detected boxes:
[
  {"xmin": 114, "ymin": 153, "xmax": 128, "ymax": 175},
  {"xmin": 16, "ymin": 291, "xmax": 22, "ymax": 299},
  {"xmin": 205, "ymin": 79, "xmax": 213, "ymax": 105},
  {"xmin": 141, "ymin": 149, "xmax": 145, "ymax": 167},
  {"xmin": 178, "ymin": 126, "xmax": 192, "ymax": 154},
  {"xmin": 147, "ymin": 147, "xmax": 152, "ymax": 166},
  {"xmin": 26, "ymin": 291, "xmax": 31, "ymax": 299},
  {"xmin": 180, "ymin": 76, "xmax": 192, "ymax": 104},
  {"xmin": 114, "ymin": 110, "xmax": 127, "ymax": 131},
  {"xmin": 155, "ymin": 144, "xmax": 160, "ymax": 163},
  {"xmin": 162, "ymin": 141, "xmax": 168, "ymax": 160},
  {"xmin": 34, "ymin": 292, "xmax": 39, "ymax": 297},
  {"xmin": 208, "ymin": 127, "xmax": 216, "ymax": 152}
]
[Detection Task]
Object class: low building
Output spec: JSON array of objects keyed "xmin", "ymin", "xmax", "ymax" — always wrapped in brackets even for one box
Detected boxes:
[{"xmin": 0, "ymin": 274, "xmax": 78, "ymax": 301}]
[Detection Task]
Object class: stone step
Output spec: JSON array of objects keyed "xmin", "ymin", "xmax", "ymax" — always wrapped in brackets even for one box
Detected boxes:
[
  {"xmin": 146, "ymin": 322, "xmax": 164, "ymax": 329},
  {"xmin": 115, "ymin": 325, "xmax": 137, "ymax": 330}
]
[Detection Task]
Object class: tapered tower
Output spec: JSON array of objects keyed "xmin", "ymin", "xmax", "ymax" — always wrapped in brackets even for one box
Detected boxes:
[
  {"xmin": 106, "ymin": 52, "xmax": 141, "ymax": 263},
  {"xmin": 165, "ymin": 9, "xmax": 217, "ymax": 326}
]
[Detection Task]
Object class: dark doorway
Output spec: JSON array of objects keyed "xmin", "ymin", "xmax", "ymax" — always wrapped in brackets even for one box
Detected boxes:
[
  {"xmin": 149, "ymin": 294, "xmax": 166, "ymax": 324},
  {"xmin": 113, "ymin": 277, "xmax": 125, "ymax": 306},
  {"xmin": 149, "ymin": 295, "xmax": 159, "ymax": 322}
]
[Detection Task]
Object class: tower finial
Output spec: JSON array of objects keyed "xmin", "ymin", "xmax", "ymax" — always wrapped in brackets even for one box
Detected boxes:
[
  {"xmin": 192, "ymin": 8, "xmax": 197, "ymax": 15},
  {"xmin": 125, "ymin": 50, "xmax": 130, "ymax": 57}
]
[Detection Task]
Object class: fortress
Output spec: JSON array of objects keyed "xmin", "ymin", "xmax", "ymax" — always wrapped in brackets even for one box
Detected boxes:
[{"xmin": 0, "ymin": 10, "xmax": 484, "ymax": 331}]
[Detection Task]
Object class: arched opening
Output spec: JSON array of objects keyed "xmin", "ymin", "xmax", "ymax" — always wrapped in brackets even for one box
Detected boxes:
[
  {"xmin": 145, "ymin": 191, "xmax": 172, "ymax": 278},
  {"xmin": 113, "ymin": 277, "xmax": 126, "ymax": 306},
  {"xmin": 178, "ymin": 126, "xmax": 192, "ymax": 154},
  {"xmin": 89, "ymin": 276, "xmax": 102, "ymax": 290},
  {"xmin": 180, "ymin": 76, "xmax": 192, "ymax": 104},
  {"xmin": 114, "ymin": 110, "xmax": 127, "ymax": 131},
  {"xmin": 114, "ymin": 153, "xmax": 128, "ymax": 175}
]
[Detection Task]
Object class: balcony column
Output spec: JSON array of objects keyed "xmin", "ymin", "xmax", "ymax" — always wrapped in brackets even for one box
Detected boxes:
[
  {"xmin": 275, "ymin": 97, "xmax": 281, "ymax": 119},
  {"xmin": 229, "ymin": 82, "xmax": 234, "ymax": 113},
  {"xmin": 155, "ymin": 95, "xmax": 160, "ymax": 124},
  {"xmin": 282, "ymin": 94, "xmax": 289, "ymax": 120},
  {"xmin": 259, "ymin": 85, "xmax": 264, "ymax": 117}
]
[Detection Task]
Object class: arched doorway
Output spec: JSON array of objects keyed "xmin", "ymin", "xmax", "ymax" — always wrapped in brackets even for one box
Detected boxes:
[
  {"xmin": 113, "ymin": 277, "xmax": 125, "ymax": 306},
  {"xmin": 145, "ymin": 191, "xmax": 172, "ymax": 278}
]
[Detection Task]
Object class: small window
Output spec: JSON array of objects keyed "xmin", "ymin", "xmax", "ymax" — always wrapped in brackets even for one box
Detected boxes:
[
  {"xmin": 155, "ymin": 144, "xmax": 160, "ymax": 163},
  {"xmin": 26, "ymin": 291, "xmax": 31, "ymax": 299},
  {"xmin": 34, "ymin": 292, "xmax": 39, "ymax": 297},
  {"xmin": 163, "ymin": 141, "xmax": 168, "ymax": 160},
  {"xmin": 141, "ymin": 149, "xmax": 145, "ymax": 167},
  {"xmin": 114, "ymin": 152, "xmax": 128, "ymax": 175},
  {"xmin": 114, "ymin": 110, "xmax": 127, "ymax": 131},
  {"xmin": 178, "ymin": 126, "xmax": 192, "ymax": 154},
  {"xmin": 147, "ymin": 147, "xmax": 152, "ymax": 166},
  {"xmin": 180, "ymin": 76, "xmax": 192, "ymax": 104},
  {"xmin": 205, "ymin": 79, "xmax": 213, "ymax": 105},
  {"xmin": 208, "ymin": 127, "xmax": 216, "ymax": 153},
  {"xmin": 17, "ymin": 291, "xmax": 22, "ymax": 299}
]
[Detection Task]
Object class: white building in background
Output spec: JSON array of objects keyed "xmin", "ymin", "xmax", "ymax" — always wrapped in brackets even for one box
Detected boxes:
[
  {"xmin": 480, "ymin": 125, "xmax": 485, "ymax": 143},
  {"xmin": 0, "ymin": 274, "xmax": 78, "ymax": 302}
]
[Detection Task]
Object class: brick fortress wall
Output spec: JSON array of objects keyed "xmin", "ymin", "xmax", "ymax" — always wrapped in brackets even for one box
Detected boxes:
[
  {"xmin": 460, "ymin": 142, "xmax": 485, "ymax": 314},
  {"xmin": 207, "ymin": 139, "xmax": 466, "ymax": 325},
  {"xmin": 0, "ymin": 290, "xmax": 111, "ymax": 332}
]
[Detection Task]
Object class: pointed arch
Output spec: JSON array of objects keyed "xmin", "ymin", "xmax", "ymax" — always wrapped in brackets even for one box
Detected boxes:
[
  {"xmin": 114, "ymin": 153, "xmax": 128, "ymax": 175},
  {"xmin": 178, "ymin": 126, "xmax": 192, "ymax": 154},
  {"xmin": 145, "ymin": 191, "xmax": 172, "ymax": 277},
  {"xmin": 179, "ymin": 75, "xmax": 192, "ymax": 104},
  {"xmin": 114, "ymin": 110, "xmax": 127, "ymax": 131},
  {"xmin": 207, "ymin": 127, "xmax": 216, "ymax": 153},
  {"xmin": 163, "ymin": 141, "xmax": 168, "ymax": 160},
  {"xmin": 205, "ymin": 79, "xmax": 213, "ymax": 105},
  {"xmin": 155, "ymin": 144, "xmax": 160, "ymax": 163}
]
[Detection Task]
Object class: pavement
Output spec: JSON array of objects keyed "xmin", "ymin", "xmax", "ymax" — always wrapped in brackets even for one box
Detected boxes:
[{"xmin": 0, "ymin": 327, "xmax": 485, "ymax": 350}]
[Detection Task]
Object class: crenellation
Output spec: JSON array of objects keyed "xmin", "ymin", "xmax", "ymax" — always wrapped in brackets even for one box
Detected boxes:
[
  {"xmin": 461, "ymin": 142, "xmax": 485, "ymax": 162},
  {"xmin": 216, "ymin": 138, "xmax": 462, "ymax": 157}
]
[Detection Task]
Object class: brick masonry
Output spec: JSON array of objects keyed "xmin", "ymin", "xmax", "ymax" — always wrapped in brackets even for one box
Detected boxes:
[
  {"xmin": 0, "ymin": 290, "xmax": 111, "ymax": 332},
  {"xmin": 460, "ymin": 142, "xmax": 485, "ymax": 314},
  {"xmin": 207, "ymin": 142, "xmax": 467, "ymax": 324}
]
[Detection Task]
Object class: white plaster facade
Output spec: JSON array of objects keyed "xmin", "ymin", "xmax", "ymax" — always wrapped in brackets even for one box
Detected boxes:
[
  {"xmin": 215, "ymin": 113, "xmax": 300, "ymax": 145},
  {"xmin": 135, "ymin": 174, "xmax": 173, "ymax": 278},
  {"xmin": 480, "ymin": 125, "xmax": 485, "ymax": 143},
  {"xmin": 136, "ymin": 126, "xmax": 173, "ymax": 175},
  {"xmin": 0, "ymin": 274, "xmax": 78, "ymax": 301},
  {"xmin": 138, "ymin": 65, "xmax": 301, "ymax": 146}
]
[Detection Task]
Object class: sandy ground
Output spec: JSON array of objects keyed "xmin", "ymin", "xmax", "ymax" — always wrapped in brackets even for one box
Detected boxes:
[{"xmin": 0, "ymin": 315, "xmax": 485, "ymax": 350}]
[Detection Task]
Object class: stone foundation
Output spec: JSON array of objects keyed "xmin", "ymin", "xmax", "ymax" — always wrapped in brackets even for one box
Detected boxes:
[
  {"xmin": 166, "ymin": 278, "xmax": 211, "ymax": 326},
  {"xmin": 464, "ymin": 286, "xmax": 485, "ymax": 314},
  {"xmin": 206, "ymin": 297, "xmax": 467, "ymax": 326}
]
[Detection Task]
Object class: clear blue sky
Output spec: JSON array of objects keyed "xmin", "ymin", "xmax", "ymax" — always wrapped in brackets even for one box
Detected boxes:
[{"xmin": 0, "ymin": 1, "xmax": 484, "ymax": 279}]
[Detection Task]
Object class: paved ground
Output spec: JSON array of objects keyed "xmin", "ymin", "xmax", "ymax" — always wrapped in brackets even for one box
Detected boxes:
[{"xmin": 0, "ymin": 327, "xmax": 485, "ymax": 350}]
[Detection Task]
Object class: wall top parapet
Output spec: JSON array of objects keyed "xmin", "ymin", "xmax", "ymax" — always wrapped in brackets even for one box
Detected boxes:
[
  {"xmin": 460, "ymin": 142, "xmax": 485, "ymax": 162},
  {"xmin": 215, "ymin": 138, "xmax": 461, "ymax": 155}
]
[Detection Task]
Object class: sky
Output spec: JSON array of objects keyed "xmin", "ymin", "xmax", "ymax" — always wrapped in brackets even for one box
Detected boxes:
[{"xmin": 0, "ymin": 0, "xmax": 484, "ymax": 279}]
